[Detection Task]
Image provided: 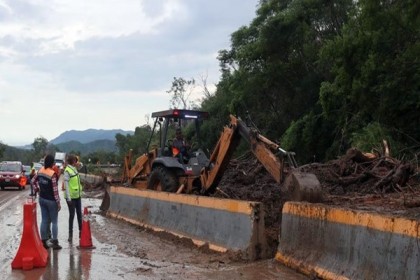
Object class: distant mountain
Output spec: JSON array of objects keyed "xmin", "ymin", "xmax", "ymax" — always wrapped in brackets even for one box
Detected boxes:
[
  {"xmin": 7, "ymin": 129, "xmax": 134, "ymax": 156},
  {"xmin": 55, "ymin": 139, "xmax": 119, "ymax": 154},
  {"xmin": 50, "ymin": 129, "xmax": 133, "ymax": 145}
]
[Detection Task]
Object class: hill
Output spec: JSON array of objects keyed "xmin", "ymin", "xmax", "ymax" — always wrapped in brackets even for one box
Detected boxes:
[
  {"xmin": 4, "ymin": 129, "xmax": 134, "ymax": 159},
  {"xmin": 50, "ymin": 129, "xmax": 133, "ymax": 145},
  {"xmin": 55, "ymin": 139, "xmax": 119, "ymax": 154}
]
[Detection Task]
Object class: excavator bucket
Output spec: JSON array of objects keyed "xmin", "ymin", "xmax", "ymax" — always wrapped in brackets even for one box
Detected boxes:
[{"xmin": 284, "ymin": 171, "xmax": 323, "ymax": 203}]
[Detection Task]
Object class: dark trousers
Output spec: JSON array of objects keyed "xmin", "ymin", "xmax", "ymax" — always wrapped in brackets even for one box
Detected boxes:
[{"xmin": 66, "ymin": 197, "xmax": 82, "ymax": 236}]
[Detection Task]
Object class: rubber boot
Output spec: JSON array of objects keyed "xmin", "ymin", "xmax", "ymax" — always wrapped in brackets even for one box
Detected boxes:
[
  {"xmin": 68, "ymin": 233, "xmax": 73, "ymax": 243},
  {"xmin": 47, "ymin": 228, "xmax": 52, "ymax": 240},
  {"xmin": 51, "ymin": 239, "xmax": 62, "ymax": 250},
  {"xmin": 42, "ymin": 239, "xmax": 49, "ymax": 249}
]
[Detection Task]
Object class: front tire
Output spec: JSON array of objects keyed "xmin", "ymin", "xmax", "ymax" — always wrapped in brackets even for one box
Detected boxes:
[{"xmin": 147, "ymin": 167, "xmax": 178, "ymax": 192}]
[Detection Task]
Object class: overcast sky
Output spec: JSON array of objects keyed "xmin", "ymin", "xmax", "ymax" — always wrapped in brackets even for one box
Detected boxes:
[{"xmin": 0, "ymin": 0, "xmax": 257, "ymax": 146}]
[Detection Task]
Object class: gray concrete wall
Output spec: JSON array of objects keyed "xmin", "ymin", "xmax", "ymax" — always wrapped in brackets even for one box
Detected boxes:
[
  {"xmin": 107, "ymin": 186, "xmax": 269, "ymax": 260},
  {"xmin": 276, "ymin": 202, "xmax": 420, "ymax": 280}
]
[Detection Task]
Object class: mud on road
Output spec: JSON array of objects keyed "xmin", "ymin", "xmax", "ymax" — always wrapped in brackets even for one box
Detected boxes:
[
  {"xmin": 89, "ymin": 196, "xmax": 307, "ymax": 280},
  {"xmin": 1, "ymin": 188, "xmax": 306, "ymax": 280}
]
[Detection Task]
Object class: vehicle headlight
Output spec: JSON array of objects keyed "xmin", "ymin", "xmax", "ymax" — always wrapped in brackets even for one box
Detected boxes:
[{"xmin": 15, "ymin": 175, "xmax": 21, "ymax": 179}]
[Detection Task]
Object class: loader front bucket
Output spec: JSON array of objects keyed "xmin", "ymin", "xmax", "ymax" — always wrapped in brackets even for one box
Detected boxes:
[
  {"xmin": 284, "ymin": 171, "xmax": 323, "ymax": 203},
  {"xmin": 100, "ymin": 186, "xmax": 111, "ymax": 211}
]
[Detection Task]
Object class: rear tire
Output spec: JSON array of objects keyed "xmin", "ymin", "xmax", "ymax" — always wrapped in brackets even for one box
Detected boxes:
[{"xmin": 147, "ymin": 167, "xmax": 178, "ymax": 192}]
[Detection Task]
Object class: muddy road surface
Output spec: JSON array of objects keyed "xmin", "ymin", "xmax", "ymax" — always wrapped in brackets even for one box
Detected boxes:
[{"xmin": 0, "ymin": 186, "xmax": 308, "ymax": 280}]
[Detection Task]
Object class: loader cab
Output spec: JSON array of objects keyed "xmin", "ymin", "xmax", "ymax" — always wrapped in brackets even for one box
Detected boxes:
[{"xmin": 148, "ymin": 109, "xmax": 209, "ymax": 158}]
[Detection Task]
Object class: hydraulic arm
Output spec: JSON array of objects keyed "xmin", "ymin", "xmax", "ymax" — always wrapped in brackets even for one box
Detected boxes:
[{"xmin": 200, "ymin": 115, "xmax": 322, "ymax": 202}]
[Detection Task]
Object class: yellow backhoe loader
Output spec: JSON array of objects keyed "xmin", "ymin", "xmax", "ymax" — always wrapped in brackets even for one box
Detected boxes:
[{"xmin": 101, "ymin": 109, "xmax": 322, "ymax": 211}]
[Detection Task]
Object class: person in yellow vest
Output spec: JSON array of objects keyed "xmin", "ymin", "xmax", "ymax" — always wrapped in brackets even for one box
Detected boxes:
[
  {"xmin": 63, "ymin": 154, "xmax": 83, "ymax": 242},
  {"xmin": 31, "ymin": 154, "xmax": 62, "ymax": 250}
]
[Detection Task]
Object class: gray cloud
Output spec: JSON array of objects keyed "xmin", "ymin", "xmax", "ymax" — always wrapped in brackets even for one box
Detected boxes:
[{"xmin": 0, "ymin": 0, "xmax": 257, "ymax": 145}]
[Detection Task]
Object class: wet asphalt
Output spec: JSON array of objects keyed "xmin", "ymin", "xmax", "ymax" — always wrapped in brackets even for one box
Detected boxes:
[
  {"xmin": 1, "ymin": 184, "xmax": 308, "ymax": 280},
  {"xmin": 1, "ymin": 186, "xmax": 151, "ymax": 280}
]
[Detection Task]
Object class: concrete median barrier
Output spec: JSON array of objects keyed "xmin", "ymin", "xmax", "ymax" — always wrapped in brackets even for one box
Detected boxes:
[
  {"xmin": 275, "ymin": 202, "xmax": 420, "ymax": 280},
  {"xmin": 107, "ymin": 186, "xmax": 269, "ymax": 260},
  {"xmin": 79, "ymin": 174, "xmax": 104, "ymax": 186}
]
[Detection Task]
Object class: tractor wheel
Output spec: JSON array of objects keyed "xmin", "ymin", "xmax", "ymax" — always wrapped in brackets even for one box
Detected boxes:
[{"xmin": 147, "ymin": 167, "xmax": 178, "ymax": 192}]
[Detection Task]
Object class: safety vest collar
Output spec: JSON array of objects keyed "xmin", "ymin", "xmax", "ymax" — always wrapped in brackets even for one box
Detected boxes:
[{"xmin": 38, "ymin": 167, "xmax": 55, "ymax": 178}]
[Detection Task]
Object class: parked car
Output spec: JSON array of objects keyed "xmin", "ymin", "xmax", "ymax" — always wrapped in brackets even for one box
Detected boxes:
[{"xmin": 0, "ymin": 161, "xmax": 26, "ymax": 190}]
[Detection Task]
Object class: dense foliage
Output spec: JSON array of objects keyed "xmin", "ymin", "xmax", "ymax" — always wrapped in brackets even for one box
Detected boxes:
[
  {"xmin": 318, "ymin": 0, "xmax": 420, "ymax": 160},
  {"xmin": 115, "ymin": 124, "xmax": 154, "ymax": 161},
  {"xmin": 200, "ymin": 0, "xmax": 419, "ymax": 163}
]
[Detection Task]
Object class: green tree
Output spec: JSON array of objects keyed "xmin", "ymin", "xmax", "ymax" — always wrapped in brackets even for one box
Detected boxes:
[
  {"xmin": 0, "ymin": 142, "xmax": 5, "ymax": 159},
  {"xmin": 32, "ymin": 137, "xmax": 49, "ymax": 160},
  {"xmin": 115, "ymin": 124, "xmax": 153, "ymax": 162},
  {"xmin": 202, "ymin": 0, "xmax": 354, "ymax": 160},
  {"xmin": 82, "ymin": 151, "xmax": 117, "ymax": 166},
  {"xmin": 319, "ymin": 0, "xmax": 420, "ymax": 158},
  {"xmin": 281, "ymin": 110, "xmax": 336, "ymax": 163}
]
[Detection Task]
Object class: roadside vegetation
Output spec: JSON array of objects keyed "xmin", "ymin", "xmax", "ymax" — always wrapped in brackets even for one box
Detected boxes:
[{"xmin": 203, "ymin": 0, "xmax": 419, "ymax": 164}]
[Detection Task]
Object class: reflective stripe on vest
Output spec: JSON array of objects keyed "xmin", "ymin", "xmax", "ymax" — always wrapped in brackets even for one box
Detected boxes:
[{"xmin": 65, "ymin": 165, "xmax": 82, "ymax": 199}]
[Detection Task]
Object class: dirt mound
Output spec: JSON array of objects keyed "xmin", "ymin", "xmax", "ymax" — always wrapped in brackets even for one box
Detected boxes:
[{"xmin": 212, "ymin": 150, "xmax": 420, "ymax": 256}]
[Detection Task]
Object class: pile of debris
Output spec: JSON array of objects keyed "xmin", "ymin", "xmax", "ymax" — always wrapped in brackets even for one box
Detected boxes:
[
  {"xmin": 302, "ymin": 147, "xmax": 414, "ymax": 195},
  {"xmin": 305, "ymin": 148, "xmax": 420, "ymax": 216},
  {"xmin": 212, "ymin": 148, "xmax": 419, "ymax": 254}
]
